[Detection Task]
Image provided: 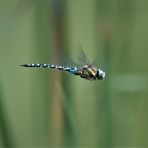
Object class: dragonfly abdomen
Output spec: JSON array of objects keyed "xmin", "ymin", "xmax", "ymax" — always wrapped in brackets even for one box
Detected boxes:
[
  {"xmin": 21, "ymin": 63, "xmax": 56, "ymax": 68},
  {"xmin": 21, "ymin": 63, "xmax": 79, "ymax": 74}
]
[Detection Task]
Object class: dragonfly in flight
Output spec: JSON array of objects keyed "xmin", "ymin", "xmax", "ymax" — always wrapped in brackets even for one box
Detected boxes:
[{"xmin": 21, "ymin": 46, "xmax": 105, "ymax": 81}]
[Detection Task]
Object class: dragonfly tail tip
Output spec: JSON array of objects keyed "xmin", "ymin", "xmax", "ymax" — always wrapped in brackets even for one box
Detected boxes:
[{"xmin": 20, "ymin": 64, "xmax": 27, "ymax": 67}]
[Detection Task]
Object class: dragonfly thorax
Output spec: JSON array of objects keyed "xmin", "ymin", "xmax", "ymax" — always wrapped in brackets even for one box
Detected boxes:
[{"xmin": 78, "ymin": 65, "xmax": 105, "ymax": 80}]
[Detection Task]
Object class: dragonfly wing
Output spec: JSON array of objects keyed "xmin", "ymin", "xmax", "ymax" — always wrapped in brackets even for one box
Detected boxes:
[{"xmin": 76, "ymin": 42, "xmax": 90, "ymax": 65}]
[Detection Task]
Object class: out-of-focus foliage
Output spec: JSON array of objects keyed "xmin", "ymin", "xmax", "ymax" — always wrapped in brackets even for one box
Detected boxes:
[{"xmin": 0, "ymin": 0, "xmax": 148, "ymax": 147}]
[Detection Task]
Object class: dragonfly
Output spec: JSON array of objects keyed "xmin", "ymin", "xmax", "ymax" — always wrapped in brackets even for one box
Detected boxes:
[{"xmin": 21, "ymin": 46, "xmax": 105, "ymax": 81}]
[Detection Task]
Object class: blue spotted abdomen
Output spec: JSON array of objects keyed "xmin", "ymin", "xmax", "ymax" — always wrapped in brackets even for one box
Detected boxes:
[{"xmin": 21, "ymin": 63, "xmax": 79, "ymax": 75}]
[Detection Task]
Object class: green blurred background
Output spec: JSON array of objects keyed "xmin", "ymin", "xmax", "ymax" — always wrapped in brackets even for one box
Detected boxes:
[{"xmin": 0, "ymin": 0, "xmax": 148, "ymax": 147}]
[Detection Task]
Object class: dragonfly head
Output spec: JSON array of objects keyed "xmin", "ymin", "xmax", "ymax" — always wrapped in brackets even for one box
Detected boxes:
[{"xmin": 96, "ymin": 69, "xmax": 105, "ymax": 80}]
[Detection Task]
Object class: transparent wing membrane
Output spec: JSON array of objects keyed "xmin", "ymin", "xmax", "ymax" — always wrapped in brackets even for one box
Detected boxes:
[{"xmin": 76, "ymin": 42, "xmax": 90, "ymax": 66}]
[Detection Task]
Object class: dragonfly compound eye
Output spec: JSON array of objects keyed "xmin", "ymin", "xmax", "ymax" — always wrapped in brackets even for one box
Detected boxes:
[{"xmin": 97, "ymin": 69, "xmax": 105, "ymax": 80}]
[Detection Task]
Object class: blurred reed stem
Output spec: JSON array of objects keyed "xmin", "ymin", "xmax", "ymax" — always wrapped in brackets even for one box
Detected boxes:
[{"xmin": 0, "ymin": 82, "xmax": 13, "ymax": 147}]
